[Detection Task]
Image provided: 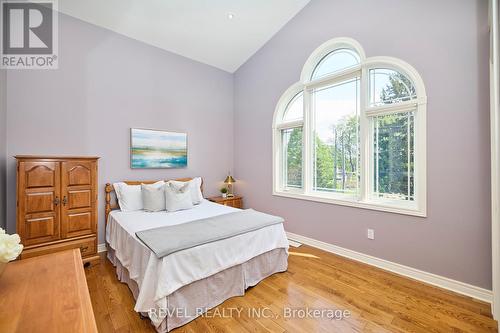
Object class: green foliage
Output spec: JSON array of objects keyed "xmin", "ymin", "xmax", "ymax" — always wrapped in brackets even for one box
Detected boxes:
[
  {"xmin": 380, "ymin": 72, "xmax": 416, "ymax": 104},
  {"xmin": 314, "ymin": 135, "xmax": 334, "ymax": 189},
  {"xmin": 285, "ymin": 128, "xmax": 303, "ymax": 187},
  {"xmin": 374, "ymin": 113, "xmax": 414, "ymax": 200},
  {"xmin": 376, "ymin": 72, "xmax": 415, "ymax": 200},
  {"xmin": 314, "ymin": 115, "xmax": 358, "ymax": 193},
  {"xmin": 220, "ymin": 187, "xmax": 228, "ymax": 194}
]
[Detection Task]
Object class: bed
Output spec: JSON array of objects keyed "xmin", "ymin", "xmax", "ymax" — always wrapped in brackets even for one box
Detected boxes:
[{"xmin": 104, "ymin": 179, "xmax": 289, "ymax": 332}]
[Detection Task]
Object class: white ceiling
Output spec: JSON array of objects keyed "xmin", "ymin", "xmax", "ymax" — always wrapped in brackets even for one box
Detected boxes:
[{"xmin": 58, "ymin": 0, "xmax": 310, "ymax": 73}]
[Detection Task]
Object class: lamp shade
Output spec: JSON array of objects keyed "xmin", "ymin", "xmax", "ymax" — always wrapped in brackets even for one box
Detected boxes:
[{"xmin": 224, "ymin": 175, "xmax": 236, "ymax": 184}]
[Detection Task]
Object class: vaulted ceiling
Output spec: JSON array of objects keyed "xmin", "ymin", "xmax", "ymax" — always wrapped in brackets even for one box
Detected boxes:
[{"xmin": 58, "ymin": 0, "xmax": 310, "ymax": 73}]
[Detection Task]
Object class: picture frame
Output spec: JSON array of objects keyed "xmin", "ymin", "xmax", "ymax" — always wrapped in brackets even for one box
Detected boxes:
[{"xmin": 130, "ymin": 128, "xmax": 187, "ymax": 169}]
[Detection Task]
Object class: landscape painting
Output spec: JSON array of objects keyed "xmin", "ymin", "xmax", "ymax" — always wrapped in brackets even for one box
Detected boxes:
[{"xmin": 131, "ymin": 128, "xmax": 187, "ymax": 168}]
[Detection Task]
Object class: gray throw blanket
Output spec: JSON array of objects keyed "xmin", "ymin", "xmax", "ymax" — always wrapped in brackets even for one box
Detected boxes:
[{"xmin": 135, "ymin": 209, "xmax": 284, "ymax": 258}]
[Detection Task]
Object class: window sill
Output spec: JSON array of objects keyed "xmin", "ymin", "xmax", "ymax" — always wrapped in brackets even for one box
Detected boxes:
[{"xmin": 273, "ymin": 190, "xmax": 426, "ymax": 217}]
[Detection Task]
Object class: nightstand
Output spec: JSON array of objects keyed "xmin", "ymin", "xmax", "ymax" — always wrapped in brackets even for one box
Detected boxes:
[{"xmin": 208, "ymin": 195, "xmax": 243, "ymax": 208}]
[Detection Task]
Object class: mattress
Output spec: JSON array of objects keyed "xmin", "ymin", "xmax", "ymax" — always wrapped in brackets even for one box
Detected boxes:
[{"xmin": 105, "ymin": 199, "xmax": 289, "ymax": 327}]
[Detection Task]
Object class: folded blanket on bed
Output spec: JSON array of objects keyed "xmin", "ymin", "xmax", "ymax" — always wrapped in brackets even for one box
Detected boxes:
[{"xmin": 135, "ymin": 209, "xmax": 284, "ymax": 258}]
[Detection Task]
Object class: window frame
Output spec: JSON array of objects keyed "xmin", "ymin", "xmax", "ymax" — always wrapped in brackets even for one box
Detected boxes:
[
  {"xmin": 274, "ymin": 83, "xmax": 305, "ymax": 193},
  {"xmin": 272, "ymin": 38, "xmax": 427, "ymax": 217}
]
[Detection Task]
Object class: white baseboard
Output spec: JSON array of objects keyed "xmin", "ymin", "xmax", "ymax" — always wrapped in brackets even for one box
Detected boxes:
[
  {"xmin": 97, "ymin": 243, "xmax": 107, "ymax": 253},
  {"xmin": 286, "ymin": 231, "xmax": 493, "ymax": 303}
]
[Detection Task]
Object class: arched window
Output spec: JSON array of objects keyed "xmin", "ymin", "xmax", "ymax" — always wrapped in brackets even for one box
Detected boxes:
[
  {"xmin": 273, "ymin": 37, "xmax": 427, "ymax": 216},
  {"xmin": 311, "ymin": 48, "xmax": 360, "ymax": 80}
]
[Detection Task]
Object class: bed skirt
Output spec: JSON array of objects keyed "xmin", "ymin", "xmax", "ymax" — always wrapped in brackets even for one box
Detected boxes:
[{"xmin": 107, "ymin": 247, "xmax": 288, "ymax": 332}]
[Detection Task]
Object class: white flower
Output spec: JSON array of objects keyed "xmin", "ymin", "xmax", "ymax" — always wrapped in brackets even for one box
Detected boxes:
[{"xmin": 0, "ymin": 230, "xmax": 23, "ymax": 263}]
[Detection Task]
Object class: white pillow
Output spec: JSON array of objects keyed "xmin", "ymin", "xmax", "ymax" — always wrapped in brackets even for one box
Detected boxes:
[
  {"xmin": 113, "ymin": 181, "xmax": 164, "ymax": 212},
  {"xmin": 113, "ymin": 182, "xmax": 143, "ymax": 212},
  {"xmin": 165, "ymin": 182, "xmax": 194, "ymax": 212},
  {"xmin": 141, "ymin": 181, "xmax": 166, "ymax": 212},
  {"xmin": 168, "ymin": 177, "xmax": 203, "ymax": 205}
]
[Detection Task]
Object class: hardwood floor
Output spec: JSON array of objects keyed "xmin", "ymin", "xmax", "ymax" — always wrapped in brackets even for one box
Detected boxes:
[{"xmin": 85, "ymin": 245, "xmax": 498, "ymax": 332}]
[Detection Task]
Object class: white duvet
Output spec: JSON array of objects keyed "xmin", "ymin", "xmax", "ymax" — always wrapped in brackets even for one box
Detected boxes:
[{"xmin": 105, "ymin": 199, "xmax": 289, "ymax": 326}]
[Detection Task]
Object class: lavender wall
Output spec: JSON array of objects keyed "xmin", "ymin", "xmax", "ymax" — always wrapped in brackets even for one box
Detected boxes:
[
  {"xmin": 5, "ymin": 13, "xmax": 234, "ymax": 242},
  {"xmin": 234, "ymin": 0, "xmax": 491, "ymax": 288}
]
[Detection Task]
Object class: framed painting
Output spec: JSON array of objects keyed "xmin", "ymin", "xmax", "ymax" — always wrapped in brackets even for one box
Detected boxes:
[{"xmin": 130, "ymin": 128, "xmax": 187, "ymax": 168}]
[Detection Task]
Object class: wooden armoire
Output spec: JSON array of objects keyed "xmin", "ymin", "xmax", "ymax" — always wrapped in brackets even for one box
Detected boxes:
[{"xmin": 15, "ymin": 156, "xmax": 100, "ymax": 263}]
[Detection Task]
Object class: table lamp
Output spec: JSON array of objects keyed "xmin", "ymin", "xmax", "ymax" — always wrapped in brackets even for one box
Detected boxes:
[{"xmin": 224, "ymin": 174, "xmax": 236, "ymax": 197}]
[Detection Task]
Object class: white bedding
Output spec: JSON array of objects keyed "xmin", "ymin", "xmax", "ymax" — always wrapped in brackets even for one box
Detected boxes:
[{"xmin": 105, "ymin": 199, "xmax": 289, "ymax": 327}]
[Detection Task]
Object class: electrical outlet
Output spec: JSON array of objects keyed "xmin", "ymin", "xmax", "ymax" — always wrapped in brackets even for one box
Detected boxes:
[{"xmin": 367, "ymin": 229, "xmax": 375, "ymax": 240}]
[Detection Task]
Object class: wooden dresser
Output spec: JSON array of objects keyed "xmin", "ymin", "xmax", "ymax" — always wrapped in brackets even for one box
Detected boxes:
[
  {"xmin": 0, "ymin": 249, "xmax": 98, "ymax": 333},
  {"xmin": 208, "ymin": 195, "xmax": 243, "ymax": 208},
  {"xmin": 15, "ymin": 156, "xmax": 99, "ymax": 263}
]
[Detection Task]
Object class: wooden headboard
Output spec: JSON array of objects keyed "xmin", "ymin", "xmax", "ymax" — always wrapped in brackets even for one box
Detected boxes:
[{"xmin": 104, "ymin": 178, "xmax": 203, "ymax": 223}]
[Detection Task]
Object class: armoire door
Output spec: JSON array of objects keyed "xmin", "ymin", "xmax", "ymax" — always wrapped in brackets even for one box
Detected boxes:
[
  {"xmin": 17, "ymin": 161, "xmax": 61, "ymax": 246},
  {"xmin": 60, "ymin": 161, "xmax": 97, "ymax": 239}
]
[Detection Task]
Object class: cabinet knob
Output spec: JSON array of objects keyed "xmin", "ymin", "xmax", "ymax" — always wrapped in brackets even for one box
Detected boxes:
[
  {"xmin": 62, "ymin": 196, "xmax": 67, "ymax": 206},
  {"xmin": 53, "ymin": 197, "xmax": 60, "ymax": 206}
]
